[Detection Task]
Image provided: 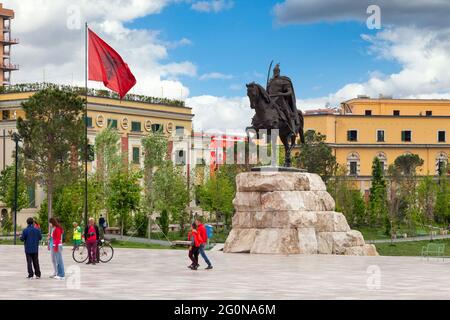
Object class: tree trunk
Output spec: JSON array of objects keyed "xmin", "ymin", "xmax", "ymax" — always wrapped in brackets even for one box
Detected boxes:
[{"xmin": 47, "ymin": 180, "xmax": 53, "ymax": 227}]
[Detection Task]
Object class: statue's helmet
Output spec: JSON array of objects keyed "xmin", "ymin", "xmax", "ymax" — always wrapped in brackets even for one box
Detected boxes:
[{"xmin": 273, "ymin": 63, "xmax": 280, "ymax": 76}]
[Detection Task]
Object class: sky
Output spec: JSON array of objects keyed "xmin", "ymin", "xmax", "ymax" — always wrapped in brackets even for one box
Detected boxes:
[{"xmin": 4, "ymin": 0, "xmax": 450, "ymax": 132}]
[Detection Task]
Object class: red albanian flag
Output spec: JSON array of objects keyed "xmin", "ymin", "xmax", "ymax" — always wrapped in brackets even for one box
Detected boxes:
[{"xmin": 88, "ymin": 28, "xmax": 136, "ymax": 98}]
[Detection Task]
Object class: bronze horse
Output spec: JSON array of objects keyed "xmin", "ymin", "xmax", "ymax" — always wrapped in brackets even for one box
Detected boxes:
[{"xmin": 245, "ymin": 82, "xmax": 305, "ymax": 167}]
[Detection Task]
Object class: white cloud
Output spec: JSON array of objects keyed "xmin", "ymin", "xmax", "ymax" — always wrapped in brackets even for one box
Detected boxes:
[
  {"xmin": 199, "ymin": 72, "xmax": 233, "ymax": 80},
  {"xmin": 191, "ymin": 0, "xmax": 234, "ymax": 13},
  {"xmin": 297, "ymin": 26, "xmax": 450, "ymax": 110},
  {"xmin": 187, "ymin": 95, "xmax": 251, "ymax": 133},
  {"xmin": 4, "ymin": 0, "xmax": 192, "ymax": 99}
]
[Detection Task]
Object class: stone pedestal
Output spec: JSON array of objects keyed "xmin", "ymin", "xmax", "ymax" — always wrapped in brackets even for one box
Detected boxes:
[{"xmin": 224, "ymin": 172, "xmax": 378, "ymax": 256}]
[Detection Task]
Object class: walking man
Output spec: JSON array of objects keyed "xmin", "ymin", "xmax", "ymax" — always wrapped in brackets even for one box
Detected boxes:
[
  {"xmin": 195, "ymin": 218, "xmax": 213, "ymax": 270},
  {"xmin": 84, "ymin": 217, "xmax": 100, "ymax": 265},
  {"xmin": 20, "ymin": 217, "xmax": 42, "ymax": 279}
]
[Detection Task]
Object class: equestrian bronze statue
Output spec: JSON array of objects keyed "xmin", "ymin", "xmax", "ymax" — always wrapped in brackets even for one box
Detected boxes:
[{"xmin": 246, "ymin": 63, "xmax": 305, "ymax": 167}]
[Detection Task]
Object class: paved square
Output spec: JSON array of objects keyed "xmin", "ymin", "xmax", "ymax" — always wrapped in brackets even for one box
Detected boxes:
[{"xmin": 1, "ymin": 245, "xmax": 449, "ymax": 300}]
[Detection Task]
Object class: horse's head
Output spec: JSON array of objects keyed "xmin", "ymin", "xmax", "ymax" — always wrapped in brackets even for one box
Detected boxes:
[{"xmin": 246, "ymin": 82, "xmax": 270, "ymax": 109}]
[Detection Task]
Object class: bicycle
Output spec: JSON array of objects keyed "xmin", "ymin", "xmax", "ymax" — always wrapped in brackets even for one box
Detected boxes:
[{"xmin": 72, "ymin": 239, "xmax": 114, "ymax": 263}]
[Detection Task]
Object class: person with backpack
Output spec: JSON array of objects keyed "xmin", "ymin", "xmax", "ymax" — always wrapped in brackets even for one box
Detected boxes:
[
  {"xmin": 20, "ymin": 217, "xmax": 42, "ymax": 279},
  {"xmin": 187, "ymin": 223, "xmax": 202, "ymax": 270},
  {"xmin": 195, "ymin": 217, "xmax": 213, "ymax": 270}
]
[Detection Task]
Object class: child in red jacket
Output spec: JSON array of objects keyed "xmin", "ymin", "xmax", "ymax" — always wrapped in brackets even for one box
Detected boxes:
[{"xmin": 187, "ymin": 223, "xmax": 203, "ymax": 270}]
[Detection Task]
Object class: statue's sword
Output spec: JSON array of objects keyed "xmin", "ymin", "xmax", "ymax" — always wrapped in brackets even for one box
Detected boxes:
[{"xmin": 266, "ymin": 60, "xmax": 273, "ymax": 91}]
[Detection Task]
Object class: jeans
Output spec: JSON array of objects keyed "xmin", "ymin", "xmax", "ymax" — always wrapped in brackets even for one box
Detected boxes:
[
  {"xmin": 26, "ymin": 252, "xmax": 41, "ymax": 277},
  {"xmin": 54, "ymin": 246, "xmax": 65, "ymax": 277},
  {"xmin": 50, "ymin": 249, "xmax": 57, "ymax": 276},
  {"xmin": 199, "ymin": 243, "xmax": 212, "ymax": 266}
]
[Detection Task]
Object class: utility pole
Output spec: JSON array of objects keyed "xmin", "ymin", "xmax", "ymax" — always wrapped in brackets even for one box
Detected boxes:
[{"xmin": 11, "ymin": 132, "xmax": 22, "ymax": 245}]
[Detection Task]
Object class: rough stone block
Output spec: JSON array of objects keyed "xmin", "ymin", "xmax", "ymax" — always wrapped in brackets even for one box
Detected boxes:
[{"xmin": 250, "ymin": 228, "xmax": 300, "ymax": 254}]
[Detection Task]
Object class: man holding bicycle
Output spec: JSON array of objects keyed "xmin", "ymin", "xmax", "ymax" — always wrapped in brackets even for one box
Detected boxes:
[{"xmin": 84, "ymin": 218, "xmax": 100, "ymax": 265}]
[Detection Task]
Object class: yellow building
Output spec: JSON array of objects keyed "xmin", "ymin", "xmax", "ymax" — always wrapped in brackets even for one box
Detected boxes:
[
  {"xmin": 303, "ymin": 97, "xmax": 450, "ymax": 195},
  {"xmin": 0, "ymin": 83, "xmax": 193, "ymax": 226}
]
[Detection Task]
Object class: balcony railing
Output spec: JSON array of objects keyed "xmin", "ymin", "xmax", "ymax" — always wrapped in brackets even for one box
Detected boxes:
[
  {"xmin": 0, "ymin": 82, "xmax": 186, "ymax": 108},
  {"xmin": 0, "ymin": 38, "xmax": 18, "ymax": 45},
  {"xmin": 0, "ymin": 62, "xmax": 18, "ymax": 70}
]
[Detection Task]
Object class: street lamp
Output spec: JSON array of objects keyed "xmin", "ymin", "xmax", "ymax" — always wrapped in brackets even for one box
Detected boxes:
[{"xmin": 9, "ymin": 130, "xmax": 22, "ymax": 245}]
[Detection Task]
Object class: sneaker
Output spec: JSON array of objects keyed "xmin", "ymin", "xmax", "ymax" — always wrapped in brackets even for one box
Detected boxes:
[
  {"xmin": 35, "ymin": 276, "xmax": 41, "ymax": 279},
  {"xmin": 191, "ymin": 265, "xmax": 198, "ymax": 270},
  {"xmin": 49, "ymin": 275, "xmax": 56, "ymax": 278},
  {"xmin": 54, "ymin": 276, "xmax": 65, "ymax": 280},
  {"xmin": 27, "ymin": 276, "xmax": 33, "ymax": 279},
  {"xmin": 205, "ymin": 265, "xmax": 213, "ymax": 270},
  {"xmin": 86, "ymin": 262, "xmax": 92, "ymax": 265}
]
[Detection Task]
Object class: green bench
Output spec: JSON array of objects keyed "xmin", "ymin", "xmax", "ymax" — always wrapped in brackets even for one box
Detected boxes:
[{"xmin": 421, "ymin": 243, "xmax": 445, "ymax": 261}]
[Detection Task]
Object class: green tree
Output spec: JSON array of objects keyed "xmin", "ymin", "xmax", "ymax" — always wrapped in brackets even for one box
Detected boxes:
[
  {"xmin": 17, "ymin": 88, "xmax": 85, "ymax": 223},
  {"xmin": 141, "ymin": 131, "xmax": 169, "ymax": 237},
  {"xmin": 417, "ymin": 175, "xmax": 437, "ymax": 223},
  {"xmin": 197, "ymin": 168, "xmax": 235, "ymax": 228},
  {"xmin": 435, "ymin": 167, "xmax": 449, "ymax": 224},
  {"xmin": 153, "ymin": 162, "xmax": 189, "ymax": 234},
  {"xmin": 295, "ymin": 130, "xmax": 337, "ymax": 181},
  {"xmin": 94, "ymin": 127, "xmax": 121, "ymax": 221},
  {"xmin": 368, "ymin": 157, "xmax": 388, "ymax": 230},
  {"xmin": 394, "ymin": 154, "xmax": 424, "ymax": 176},
  {"xmin": 159, "ymin": 209, "xmax": 169, "ymax": 236},
  {"xmin": 327, "ymin": 165, "xmax": 366, "ymax": 227},
  {"xmin": 107, "ymin": 167, "xmax": 142, "ymax": 236},
  {"xmin": 0, "ymin": 162, "xmax": 28, "ymax": 214}
]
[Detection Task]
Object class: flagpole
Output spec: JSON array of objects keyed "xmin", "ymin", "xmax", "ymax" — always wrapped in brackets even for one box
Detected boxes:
[{"xmin": 84, "ymin": 22, "xmax": 88, "ymax": 228}]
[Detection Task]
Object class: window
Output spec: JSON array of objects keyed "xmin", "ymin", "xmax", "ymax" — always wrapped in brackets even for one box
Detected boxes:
[
  {"xmin": 349, "ymin": 162, "xmax": 358, "ymax": 175},
  {"xmin": 175, "ymin": 150, "xmax": 186, "ymax": 165},
  {"xmin": 151, "ymin": 124, "xmax": 162, "ymax": 133},
  {"xmin": 85, "ymin": 117, "xmax": 93, "ymax": 128},
  {"xmin": 131, "ymin": 121, "xmax": 142, "ymax": 132},
  {"xmin": 347, "ymin": 152, "xmax": 360, "ymax": 176},
  {"xmin": 365, "ymin": 110, "xmax": 372, "ymax": 116},
  {"xmin": 393, "ymin": 110, "xmax": 400, "ymax": 116},
  {"xmin": 175, "ymin": 126, "xmax": 184, "ymax": 136},
  {"xmin": 347, "ymin": 130, "xmax": 358, "ymax": 142},
  {"xmin": 132, "ymin": 147, "xmax": 140, "ymax": 164},
  {"xmin": 107, "ymin": 119, "xmax": 118, "ymax": 129},
  {"xmin": 438, "ymin": 131, "xmax": 446, "ymax": 143},
  {"xmin": 1, "ymin": 110, "xmax": 10, "ymax": 120},
  {"xmin": 426, "ymin": 111, "xmax": 432, "ymax": 116},
  {"xmin": 377, "ymin": 130, "xmax": 385, "ymax": 142},
  {"xmin": 401, "ymin": 130, "xmax": 412, "ymax": 142}
]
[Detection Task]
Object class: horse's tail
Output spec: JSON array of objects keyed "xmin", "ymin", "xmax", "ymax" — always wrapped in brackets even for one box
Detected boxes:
[{"xmin": 298, "ymin": 110, "xmax": 305, "ymax": 144}]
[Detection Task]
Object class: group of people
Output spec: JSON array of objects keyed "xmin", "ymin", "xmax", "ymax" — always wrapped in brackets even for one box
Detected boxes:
[
  {"xmin": 187, "ymin": 218, "xmax": 213, "ymax": 270},
  {"xmin": 20, "ymin": 215, "xmax": 215, "ymax": 279},
  {"xmin": 20, "ymin": 217, "xmax": 65, "ymax": 280},
  {"xmin": 20, "ymin": 215, "xmax": 105, "ymax": 279}
]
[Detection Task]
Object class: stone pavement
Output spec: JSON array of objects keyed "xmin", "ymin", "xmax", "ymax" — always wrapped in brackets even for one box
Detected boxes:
[{"xmin": 1, "ymin": 245, "xmax": 449, "ymax": 300}]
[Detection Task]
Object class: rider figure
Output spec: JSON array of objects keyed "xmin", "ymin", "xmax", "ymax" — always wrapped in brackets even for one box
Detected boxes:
[{"xmin": 266, "ymin": 63, "xmax": 299, "ymax": 135}]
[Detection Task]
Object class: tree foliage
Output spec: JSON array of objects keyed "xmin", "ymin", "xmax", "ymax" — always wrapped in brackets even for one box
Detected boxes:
[
  {"xmin": 17, "ymin": 88, "xmax": 85, "ymax": 223},
  {"xmin": 295, "ymin": 130, "xmax": 337, "ymax": 181},
  {"xmin": 368, "ymin": 157, "xmax": 388, "ymax": 230}
]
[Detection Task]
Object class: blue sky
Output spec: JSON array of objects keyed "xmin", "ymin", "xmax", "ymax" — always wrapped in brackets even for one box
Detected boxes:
[{"xmin": 128, "ymin": 1, "xmax": 400, "ymax": 99}]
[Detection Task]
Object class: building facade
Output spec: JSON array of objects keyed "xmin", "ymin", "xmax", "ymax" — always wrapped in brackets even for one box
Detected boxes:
[
  {"xmin": 0, "ymin": 3, "xmax": 18, "ymax": 85},
  {"xmin": 0, "ymin": 83, "xmax": 193, "ymax": 227},
  {"xmin": 303, "ymin": 97, "xmax": 450, "ymax": 194}
]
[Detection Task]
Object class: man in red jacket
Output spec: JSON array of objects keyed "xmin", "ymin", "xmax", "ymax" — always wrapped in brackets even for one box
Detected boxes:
[{"xmin": 195, "ymin": 218, "xmax": 213, "ymax": 270}]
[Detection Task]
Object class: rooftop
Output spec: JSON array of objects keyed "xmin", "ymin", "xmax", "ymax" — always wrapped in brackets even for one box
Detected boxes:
[{"xmin": 0, "ymin": 82, "xmax": 186, "ymax": 108}]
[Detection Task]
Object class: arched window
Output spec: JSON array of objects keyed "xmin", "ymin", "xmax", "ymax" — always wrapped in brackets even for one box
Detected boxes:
[
  {"xmin": 375, "ymin": 152, "xmax": 387, "ymax": 173},
  {"xmin": 436, "ymin": 152, "xmax": 448, "ymax": 175},
  {"xmin": 347, "ymin": 152, "xmax": 360, "ymax": 176}
]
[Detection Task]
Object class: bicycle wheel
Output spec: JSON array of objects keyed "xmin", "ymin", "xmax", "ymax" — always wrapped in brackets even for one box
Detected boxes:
[
  {"xmin": 99, "ymin": 244, "xmax": 114, "ymax": 263},
  {"xmin": 72, "ymin": 244, "xmax": 89, "ymax": 263}
]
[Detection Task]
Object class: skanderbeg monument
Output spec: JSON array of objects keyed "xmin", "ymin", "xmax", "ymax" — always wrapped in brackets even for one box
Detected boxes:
[{"xmin": 224, "ymin": 64, "xmax": 378, "ymax": 256}]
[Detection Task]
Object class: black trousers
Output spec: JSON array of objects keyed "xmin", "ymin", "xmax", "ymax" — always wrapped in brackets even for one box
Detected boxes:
[
  {"xmin": 189, "ymin": 246, "xmax": 200, "ymax": 265},
  {"xmin": 26, "ymin": 253, "xmax": 41, "ymax": 277}
]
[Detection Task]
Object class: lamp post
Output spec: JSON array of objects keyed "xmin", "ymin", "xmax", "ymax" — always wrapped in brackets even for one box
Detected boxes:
[{"xmin": 10, "ymin": 131, "xmax": 22, "ymax": 245}]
